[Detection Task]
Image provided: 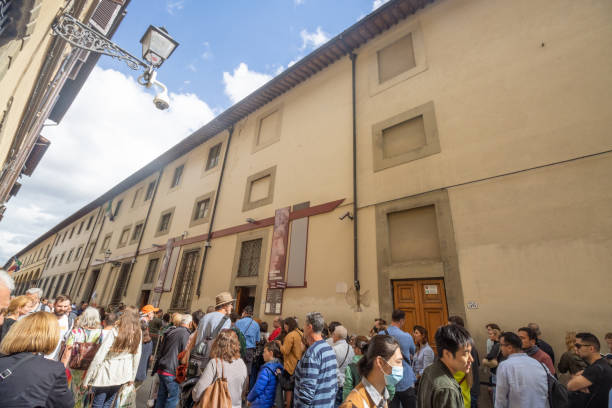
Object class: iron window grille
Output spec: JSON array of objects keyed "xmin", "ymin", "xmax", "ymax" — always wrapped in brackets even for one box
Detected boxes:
[
  {"xmin": 237, "ymin": 239, "xmax": 262, "ymax": 277},
  {"xmin": 170, "ymin": 250, "xmax": 200, "ymax": 311}
]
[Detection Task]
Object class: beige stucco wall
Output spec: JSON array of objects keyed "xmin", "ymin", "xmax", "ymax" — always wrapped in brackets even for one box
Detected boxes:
[
  {"xmin": 449, "ymin": 153, "xmax": 612, "ymax": 358},
  {"xmin": 12, "ymin": 234, "xmax": 55, "ymax": 291}
]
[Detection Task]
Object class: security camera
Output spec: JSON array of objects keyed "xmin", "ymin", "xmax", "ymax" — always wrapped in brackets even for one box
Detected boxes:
[
  {"xmin": 138, "ymin": 69, "xmax": 170, "ymax": 110},
  {"xmin": 153, "ymin": 89, "xmax": 170, "ymax": 111}
]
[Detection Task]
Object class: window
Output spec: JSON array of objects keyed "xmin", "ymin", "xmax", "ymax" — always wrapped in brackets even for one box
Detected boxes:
[
  {"xmin": 52, "ymin": 256, "xmax": 58, "ymax": 268},
  {"xmin": 62, "ymin": 273, "xmax": 72, "ymax": 294},
  {"xmin": 205, "ymin": 143, "xmax": 222, "ymax": 170},
  {"xmin": 118, "ymin": 226, "xmax": 131, "ymax": 247},
  {"xmin": 243, "ymin": 166, "xmax": 276, "ymax": 211},
  {"xmin": 155, "ymin": 208, "xmax": 175, "ymax": 237},
  {"xmin": 66, "ymin": 248, "xmax": 74, "ymax": 263},
  {"xmin": 111, "ymin": 264, "xmax": 131, "ymax": 305},
  {"xmin": 87, "ymin": 242, "xmax": 95, "ymax": 256},
  {"xmin": 47, "ymin": 276, "xmax": 56, "ymax": 298},
  {"xmin": 378, "ymin": 34, "xmax": 416, "ymax": 84},
  {"xmin": 75, "ymin": 245, "xmax": 83, "ymax": 261},
  {"xmin": 144, "ymin": 258, "xmax": 159, "ymax": 284},
  {"xmin": 100, "ymin": 234, "xmax": 112, "ymax": 252},
  {"xmin": 131, "ymin": 187, "xmax": 143, "ymax": 208},
  {"xmin": 61, "ymin": 231, "xmax": 67, "ymax": 243},
  {"xmin": 45, "ymin": 244, "xmax": 51, "ymax": 257},
  {"xmin": 253, "ymin": 108, "xmax": 282, "ymax": 152},
  {"xmin": 170, "ymin": 250, "xmax": 200, "ymax": 311},
  {"xmin": 372, "ymin": 101, "xmax": 440, "ymax": 172},
  {"xmin": 113, "ymin": 199, "xmax": 123, "ymax": 218},
  {"xmin": 69, "ymin": 226, "xmax": 75, "ymax": 239},
  {"xmin": 53, "ymin": 275, "xmax": 64, "ymax": 298},
  {"xmin": 130, "ymin": 222, "xmax": 144, "ymax": 244},
  {"xmin": 190, "ymin": 192, "xmax": 215, "ymax": 227},
  {"xmin": 237, "ymin": 239, "xmax": 262, "ymax": 277},
  {"xmin": 170, "ymin": 165, "xmax": 184, "ymax": 188},
  {"xmin": 86, "ymin": 215, "xmax": 94, "ymax": 230},
  {"xmin": 145, "ymin": 181, "xmax": 156, "ymax": 201},
  {"xmin": 58, "ymin": 252, "xmax": 65, "ymax": 265},
  {"xmin": 78, "ymin": 221, "xmax": 84, "ymax": 235}
]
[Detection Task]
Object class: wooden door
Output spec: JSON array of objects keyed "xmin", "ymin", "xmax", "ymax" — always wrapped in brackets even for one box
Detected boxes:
[
  {"xmin": 235, "ymin": 287, "xmax": 250, "ymax": 315},
  {"xmin": 393, "ymin": 279, "xmax": 448, "ymax": 352}
]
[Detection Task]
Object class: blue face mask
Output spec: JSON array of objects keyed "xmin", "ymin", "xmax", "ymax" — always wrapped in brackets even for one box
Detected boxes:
[{"xmin": 381, "ymin": 359, "xmax": 403, "ymax": 386}]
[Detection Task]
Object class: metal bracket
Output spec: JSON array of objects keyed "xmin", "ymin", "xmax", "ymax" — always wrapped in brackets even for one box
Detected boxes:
[{"xmin": 52, "ymin": 13, "xmax": 149, "ymax": 72}]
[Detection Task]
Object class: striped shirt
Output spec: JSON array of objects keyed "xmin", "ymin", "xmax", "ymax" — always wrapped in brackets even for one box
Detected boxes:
[{"xmin": 294, "ymin": 339, "xmax": 338, "ymax": 408}]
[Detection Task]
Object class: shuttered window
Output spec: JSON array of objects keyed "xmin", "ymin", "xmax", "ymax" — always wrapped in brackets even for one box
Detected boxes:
[
  {"xmin": 90, "ymin": 0, "xmax": 122, "ymax": 34},
  {"xmin": 170, "ymin": 250, "xmax": 200, "ymax": 311},
  {"xmin": 144, "ymin": 258, "xmax": 159, "ymax": 284},
  {"xmin": 205, "ymin": 143, "xmax": 222, "ymax": 170},
  {"xmin": 111, "ymin": 264, "xmax": 131, "ymax": 305}
]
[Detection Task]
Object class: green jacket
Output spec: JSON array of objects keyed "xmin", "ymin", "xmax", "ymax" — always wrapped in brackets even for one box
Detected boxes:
[
  {"xmin": 416, "ymin": 359, "xmax": 463, "ymax": 408},
  {"xmin": 342, "ymin": 355, "xmax": 395, "ymax": 401}
]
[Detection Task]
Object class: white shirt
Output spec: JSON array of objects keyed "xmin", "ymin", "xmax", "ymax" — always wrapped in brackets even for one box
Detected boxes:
[{"xmin": 45, "ymin": 314, "xmax": 70, "ymax": 360}]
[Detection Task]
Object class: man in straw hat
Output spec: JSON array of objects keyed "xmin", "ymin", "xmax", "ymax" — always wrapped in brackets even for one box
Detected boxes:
[{"xmin": 187, "ymin": 292, "xmax": 234, "ymax": 376}]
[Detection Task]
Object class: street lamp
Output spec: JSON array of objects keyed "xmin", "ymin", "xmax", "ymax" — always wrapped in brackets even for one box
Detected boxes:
[{"xmin": 52, "ymin": 14, "xmax": 179, "ymax": 110}]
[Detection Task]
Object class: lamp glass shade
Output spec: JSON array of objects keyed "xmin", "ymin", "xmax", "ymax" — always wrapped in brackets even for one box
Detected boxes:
[{"xmin": 140, "ymin": 25, "xmax": 178, "ymax": 67}]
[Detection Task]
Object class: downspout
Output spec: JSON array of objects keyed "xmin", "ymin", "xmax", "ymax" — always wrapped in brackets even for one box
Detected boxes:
[
  {"xmin": 196, "ymin": 125, "xmax": 234, "ymax": 297},
  {"xmin": 122, "ymin": 167, "xmax": 164, "ymax": 296},
  {"xmin": 350, "ymin": 53, "xmax": 361, "ymax": 307},
  {"xmin": 70, "ymin": 206, "xmax": 106, "ymax": 300}
]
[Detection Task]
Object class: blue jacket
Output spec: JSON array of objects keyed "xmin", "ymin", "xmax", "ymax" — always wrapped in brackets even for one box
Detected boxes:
[{"xmin": 247, "ymin": 360, "xmax": 283, "ymax": 408}]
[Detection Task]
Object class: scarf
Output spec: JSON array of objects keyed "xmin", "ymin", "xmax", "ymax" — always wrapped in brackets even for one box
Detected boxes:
[{"xmin": 524, "ymin": 345, "xmax": 539, "ymax": 356}]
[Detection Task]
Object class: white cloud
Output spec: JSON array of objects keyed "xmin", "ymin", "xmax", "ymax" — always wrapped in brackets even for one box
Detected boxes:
[
  {"xmin": 222, "ymin": 63, "xmax": 272, "ymax": 104},
  {"xmin": 201, "ymin": 42, "xmax": 213, "ymax": 60},
  {"xmin": 166, "ymin": 0, "xmax": 184, "ymax": 15},
  {"xmin": 287, "ymin": 56, "xmax": 302, "ymax": 68},
  {"xmin": 0, "ymin": 66, "xmax": 214, "ymax": 264},
  {"xmin": 187, "ymin": 63, "xmax": 197, "ymax": 72},
  {"xmin": 300, "ymin": 27, "xmax": 329, "ymax": 50},
  {"xmin": 372, "ymin": 0, "xmax": 390, "ymax": 10},
  {"xmin": 294, "ymin": 0, "xmax": 305, "ymax": 5}
]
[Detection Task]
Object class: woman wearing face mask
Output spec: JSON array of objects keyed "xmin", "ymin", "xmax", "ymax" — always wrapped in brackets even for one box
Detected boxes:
[{"xmin": 340, "ymin": 335, "xmax": 402, "ymax": 408}]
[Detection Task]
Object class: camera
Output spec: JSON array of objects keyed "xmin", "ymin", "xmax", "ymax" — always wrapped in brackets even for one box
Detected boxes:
[{"xmin": 153, "ymin": 89, "xmax": 170, "ymax": 111}]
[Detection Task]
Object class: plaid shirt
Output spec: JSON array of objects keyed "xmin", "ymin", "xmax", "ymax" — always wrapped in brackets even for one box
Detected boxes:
[{"xmin": 294, "ymin": 339, "xmax": 338, "ymax": 408}]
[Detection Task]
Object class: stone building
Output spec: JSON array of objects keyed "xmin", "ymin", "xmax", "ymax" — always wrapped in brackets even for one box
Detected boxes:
[{"xmin": 8, "ymin": 0, "xmax": 612, "ymax": 360}]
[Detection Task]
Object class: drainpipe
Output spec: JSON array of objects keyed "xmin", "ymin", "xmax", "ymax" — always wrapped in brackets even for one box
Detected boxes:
[
  {"xmin": 69, "ymin": 206, "xmax": 106, "ymax": 300},
  {"xmin": 122, "ymin": 167, "xmax": 164, "ymax": 296},
  {"xmin": 350, "ymin": 53, "xmax": 360, "ymax": 303},
  {"xmin": 196, "ymin": 125, "xmax": 234, "ymax": 297}
]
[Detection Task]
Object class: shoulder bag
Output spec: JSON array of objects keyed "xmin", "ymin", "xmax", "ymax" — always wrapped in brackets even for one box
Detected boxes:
[{"xmin": 195, "ymin": 358, "xmax": 232, "ymax": 408}]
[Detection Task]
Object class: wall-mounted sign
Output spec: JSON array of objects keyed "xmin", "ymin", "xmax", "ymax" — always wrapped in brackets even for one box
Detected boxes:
[
  {"xmin": 268, "ymin": 207, "xmax": 290, "ymax": 285},
  {"xmin": 264, "ymin": 288, "xmax": 283, "ymax": 315},
  {"xmin": 424, "ymin": 284, "xmax": 438, "ymax": 295},
  {"xmin": 467, "ymin": 301, "xmax": 479, "ymax": 310}
]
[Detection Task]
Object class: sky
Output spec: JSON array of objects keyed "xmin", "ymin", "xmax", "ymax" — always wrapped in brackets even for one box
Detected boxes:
[{"xmin": 0, "ymin": 0, "xmax": 390, "ymax": 264}]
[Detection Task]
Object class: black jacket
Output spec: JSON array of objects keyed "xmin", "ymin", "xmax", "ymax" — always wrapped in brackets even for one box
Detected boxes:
[
  {"xmin": 154, "ymin": 325, "xmax": 190, "ymax": 376},
  {"xmin": 0, "ymin": 352, "xmax": 74, "ymax": 407},
  {"xmin": 536, "ymin": 338, "xmax": 555, "ymax": 365}
]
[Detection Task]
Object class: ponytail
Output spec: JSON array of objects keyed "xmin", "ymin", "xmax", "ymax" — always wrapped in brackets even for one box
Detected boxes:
[{"xmin": 357, "ymin": 334, "xmax": 399, "ymax": 376}]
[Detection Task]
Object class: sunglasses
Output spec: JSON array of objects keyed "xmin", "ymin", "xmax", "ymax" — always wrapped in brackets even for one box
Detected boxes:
[{"xmin": 574, "ymin": 343, "xmax": 589, "ymax": 349}]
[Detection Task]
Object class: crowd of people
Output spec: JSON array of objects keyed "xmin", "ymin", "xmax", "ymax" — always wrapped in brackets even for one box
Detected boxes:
[{"xmin": 0, "ymin": 270, "xmax": 611, "ymax": 408}]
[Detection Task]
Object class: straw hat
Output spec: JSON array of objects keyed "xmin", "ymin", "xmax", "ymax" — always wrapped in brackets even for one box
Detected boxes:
[{"xmin": 215, "ymin": 291, "xmax": 235, "ymax": 307}]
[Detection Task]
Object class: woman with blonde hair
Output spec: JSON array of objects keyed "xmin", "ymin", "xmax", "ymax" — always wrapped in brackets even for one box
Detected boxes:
[
  {"xmin": 83, "ymin": 306, "xmax": 142, "ymax": 408},
  {"xmin": 0, "ymin": 295, "xmax": 35, "ymax": 340},
  {"xmin": 0, "ymin": 311, "xmax": 74, "ymax": 407},
  {"xmin": 192, "ymin": 329, "xmax": 248, "ymax": 408},
  {"xmin": 61, "ymin": 306, "xmax": 103, "ymax": 408},
  {"xmin": 558, "ymin": 331, "xmax": 587, "ymax": 375}
]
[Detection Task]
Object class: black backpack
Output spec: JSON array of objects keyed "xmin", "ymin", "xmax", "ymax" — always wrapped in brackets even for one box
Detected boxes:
[
  {"xmin": 188, "ymin": 316, "xmax": 229, "ymax": 377},
  {"xmin": 540, "ymin": 362, "xmax": 569, "ymax": 408},
  {"xmin": 265, "ymin": 366, "xmax": 284, "ymax": 408}
]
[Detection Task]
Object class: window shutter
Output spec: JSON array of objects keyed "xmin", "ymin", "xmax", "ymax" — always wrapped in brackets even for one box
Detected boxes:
[{"xmin": 89, "ymin": 0, "xmax": 122, "ymax": 35}]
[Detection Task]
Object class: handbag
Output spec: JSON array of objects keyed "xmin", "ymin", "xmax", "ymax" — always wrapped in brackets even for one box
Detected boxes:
[
  {"xmin": 112, "ymin": 383, "xmax": 136, "ymax": 408},
  {"xmin": 69, "ymin": 334, "xmax": 102, "ymax": 370},
  {"xmin": 195, "ymin": 359, "xmax": 232, "ymax": 408},
  {"xmin": 176, "ymin": 350, "xmax": 188, "ymax": 384}
]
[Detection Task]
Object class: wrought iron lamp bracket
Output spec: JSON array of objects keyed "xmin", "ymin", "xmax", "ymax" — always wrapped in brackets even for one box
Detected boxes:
[{"xmin": 52, "ymin": 13, "xmax": 150, "ymax": 72}]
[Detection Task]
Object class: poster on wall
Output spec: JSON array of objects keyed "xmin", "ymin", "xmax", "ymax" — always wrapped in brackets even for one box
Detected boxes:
[
  {"xmin": 151, "ymin": 238, "xmax": 175, "ymax": 305},
  {"xmin": 264, "ymin": 288, "xmax": 283, "ymax": 315},
  {"xmin": 267, "ymin": 206, "xmax": 290, "ymax": 285}
]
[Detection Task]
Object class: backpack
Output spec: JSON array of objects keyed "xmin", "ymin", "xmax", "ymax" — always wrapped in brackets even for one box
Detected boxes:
[
  {"xmin": 189, "ymin": 316, "xmax": 229, "ymax": 377},
  {"xmin": 232, "ymin": 327, "xmax": 247, "ymax": 361},
  {"xmin": 265, "ymin": 366, "xmax": 285, "ymax": 408},
  {"xmin": 195, "ymin": 359, "xmax": 232, "ymax": 408},
  {"xmin": 540, "ymin": 362, "xmax": 569, "ymax": 408}
]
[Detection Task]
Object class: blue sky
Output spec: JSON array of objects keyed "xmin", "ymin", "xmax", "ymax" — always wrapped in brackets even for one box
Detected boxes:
[
  {"xmin": 100, "ymin": 0, "xmax": 380, "ymax": 109},
  {"xmin": 0, "ymin": 0, "xmax": 389, "ymax": 263}
]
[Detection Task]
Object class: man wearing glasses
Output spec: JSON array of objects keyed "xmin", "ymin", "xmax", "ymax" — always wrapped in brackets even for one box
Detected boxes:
[
  {"xmin": 495, "ymin": 332, "xmax": 548, "ymax": 408},
  {"xmin": 568, "ymin": 333, "xmax": 612, "ymax": 408}
]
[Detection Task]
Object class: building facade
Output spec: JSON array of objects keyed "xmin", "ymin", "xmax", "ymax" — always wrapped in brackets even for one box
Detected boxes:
[
  {"xmin": 8, "ymin": 0, "xmax": 612, "ymax": 362},
  {"xmin": 0, "ymin": 0, "xmax": 130, "ymax": 221}
]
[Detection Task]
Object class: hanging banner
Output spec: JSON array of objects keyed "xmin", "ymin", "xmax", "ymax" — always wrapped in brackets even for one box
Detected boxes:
[
  {"xmin": 151, "ymin": 238, "xmax": 176, "ymax": 306},
  {"xmin": 268, "ymin": 206, "xmax": 290, "ymax": 285}
]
